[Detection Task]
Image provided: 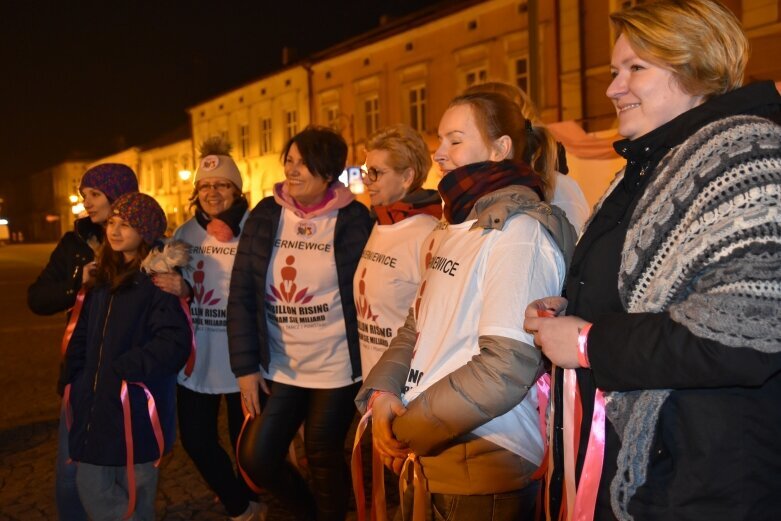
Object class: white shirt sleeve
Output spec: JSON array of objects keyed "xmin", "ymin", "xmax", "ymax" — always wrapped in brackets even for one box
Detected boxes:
[{"xmin": 478, "ymin": 214, "xmax": 566, "ymax": 343}]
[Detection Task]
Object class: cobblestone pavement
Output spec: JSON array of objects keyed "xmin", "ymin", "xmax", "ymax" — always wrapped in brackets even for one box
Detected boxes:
[{"xmin": 0, "ymin": 244, "xmax": 393, "ymax": 520}]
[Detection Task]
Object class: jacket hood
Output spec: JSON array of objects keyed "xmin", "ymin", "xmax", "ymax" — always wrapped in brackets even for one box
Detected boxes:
[
  {"xmin": 273, "ymin": 181, "xmax": 355, "ymax": 219},
  {"xmin": 468, "ymin": 185, "xmax": 577, "ymax": 272}
]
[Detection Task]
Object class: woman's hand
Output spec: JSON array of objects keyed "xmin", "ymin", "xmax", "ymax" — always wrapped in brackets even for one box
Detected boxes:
[
  {"xmin": 525, "ymin": 296, "xmax": 568, "ymax": 319},
  {"xmin": 524, "ymin": 299, "xmax": 588, "ymax": 368},
  {"xmin": 237, "ymin": 373, "xmax": 269, "ymax": 418},
  {"xmin": 81, "ymin": 261, "xmax": 97, "ymax": 285},
  {"xmin": 371, "ymin": 393, "xmax": 410, "ymax": 471},
  {"xmin": 152, "ymin": 272, "xmax": 191, "ymax": 299}
]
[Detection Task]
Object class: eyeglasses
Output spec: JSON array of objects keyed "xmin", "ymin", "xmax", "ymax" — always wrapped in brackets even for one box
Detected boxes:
[
  {"xmin": 360, "ymin": 166, "xmax": 391, "ymax": 184},
  {"xmin": 197, "ymin": 182, "xmax": 233, "ymax": 193}
]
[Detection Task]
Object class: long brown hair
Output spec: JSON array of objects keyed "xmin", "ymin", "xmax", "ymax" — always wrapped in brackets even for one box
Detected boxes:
[
  {"xmin": 463, "ymin": 82, "xmax": 558, "ymax": 201},
  {"xmin": 89, "ymin": 241, "xmax": 151, "ymax": 292},
  {"xmin": 449, "ymin": 91, "xmax": 555, "ymax": 200}
]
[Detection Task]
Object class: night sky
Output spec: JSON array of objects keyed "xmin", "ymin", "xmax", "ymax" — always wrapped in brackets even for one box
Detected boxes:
[{"xmin": 0, "ymin": 0, "xmax": 443, "ymax": 197}]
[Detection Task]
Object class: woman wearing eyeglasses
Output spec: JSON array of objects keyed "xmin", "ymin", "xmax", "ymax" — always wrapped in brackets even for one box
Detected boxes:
[
  {"xmin": 153, "ymin": 138, "xmax": 266, "ymax": 521},
  {"xmin": 355, "ymin": 124, "xmax": 442, "ymax": 378}
]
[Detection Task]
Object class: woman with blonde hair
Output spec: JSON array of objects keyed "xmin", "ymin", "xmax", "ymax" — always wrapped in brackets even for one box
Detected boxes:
[
  {"xmin": 355, "ymin": 123, "xmax": 442, "ymax": 378},
  {"xmin": 524, "ymin": 1, "xmax": 781, "ymax": 519},
  {"xmin": 464, "ymin": 81, "xmax": 590, "ymax": 233}
]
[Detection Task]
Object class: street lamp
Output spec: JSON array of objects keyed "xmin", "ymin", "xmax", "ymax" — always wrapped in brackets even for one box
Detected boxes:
[{"xmin": 177, "ymin": 170, "xmax": 192, "ymax": 226}]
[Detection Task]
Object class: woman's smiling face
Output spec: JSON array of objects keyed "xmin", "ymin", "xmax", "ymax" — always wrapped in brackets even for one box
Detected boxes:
[{"xmin": 606, "ymin": 34, "xmax": 704, "ymax": 141}]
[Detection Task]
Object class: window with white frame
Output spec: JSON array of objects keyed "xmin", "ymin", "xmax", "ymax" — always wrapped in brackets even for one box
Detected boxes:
[
  {"xmin": 259, "ymin": 117, "xmax": 272, "ymax": 155},
  {"xmin": 285, "ymin": 110, "xmax": 298, "ymax": 141},
  {"xmin": 239, "ymin": 124, "xmax": 249, "ymax": 157},
  {"xmin": 363, "ymin": 95, "xmax": 380, "ymax": 137},
  {"xmin": 322, "ymin": 103, "xmax": 340, "ymax": 130},
  {"xmin": 407, "ymin": 85, "xmax": 427, "ymax": 132}
]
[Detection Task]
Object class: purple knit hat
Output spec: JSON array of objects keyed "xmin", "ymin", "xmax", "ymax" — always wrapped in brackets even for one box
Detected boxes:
[
  {"xmin": 111, "ymin": 193, "xmax": 167, "ymax": 245},
  {"xmin": 80, "ymin": 163, "xmax": 139, "ymax": 202}
]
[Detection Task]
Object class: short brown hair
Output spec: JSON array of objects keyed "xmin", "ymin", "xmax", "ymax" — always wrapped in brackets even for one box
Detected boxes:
[
  {"xmin": 610, "ymin": 0, "xmax": 748, "ymax": 98},
  {"xmin": 365, "ymin": 124, "xmax": 432, "ymax": 194}
]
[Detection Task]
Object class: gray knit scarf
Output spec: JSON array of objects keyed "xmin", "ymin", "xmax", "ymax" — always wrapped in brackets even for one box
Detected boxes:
[{"xmin": 604, "ymin": 115, "xmax": 781, "ymax": 520}]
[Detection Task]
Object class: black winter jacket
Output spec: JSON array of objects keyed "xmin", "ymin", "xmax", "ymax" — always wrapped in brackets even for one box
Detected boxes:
[
  {"xmin": 64, "ymin": 272, "xmax": 191, "ymax": 465},
  {"xmin": 549, "ymin": 82, "xmax": 781, "ymax": 520},
  {"xmin": 28, "ymin": 217, "xmax": 102, "ymax": 316},
  {"xmin": 227, "ymin": 197, "xmax": 372, "ymax": 381}
]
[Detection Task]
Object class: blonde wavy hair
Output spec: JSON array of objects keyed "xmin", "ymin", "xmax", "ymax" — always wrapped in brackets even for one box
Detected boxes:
[{"xmin": 365, "ymin": 124, "xmax": 432, "ymax": 194}]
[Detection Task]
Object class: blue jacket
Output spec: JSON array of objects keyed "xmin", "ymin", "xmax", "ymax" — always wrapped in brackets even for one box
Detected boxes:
[{"xmin": 64, "ymin": 271, "xmax": 191, "ymax": 465}]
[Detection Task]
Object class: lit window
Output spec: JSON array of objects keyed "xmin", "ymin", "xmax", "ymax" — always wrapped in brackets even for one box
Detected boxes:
[
  {"xmin": 364, "ymin": 96, "xmax": 380, "ymax": 137},
  {"xmin": 239, "ymin": 124, "xmax": 249, "ymax": 157},
  {"xmin": 285, "ymin": 110, "xmax": 298, "ymax": 141},
  {"xmin": 154, "ymin": 161, "xmax": 164, "ymax": 191},
  {"xmin": 322, "ymin": 104, "xmax": 340, "ymax": 130},
  {"xmin": 407, "ymin": 85, "xmax": 426, "ymax": 132},
  {"xmin": 260, "ymin": 118, "xmax": 272, "ymax": 155}
]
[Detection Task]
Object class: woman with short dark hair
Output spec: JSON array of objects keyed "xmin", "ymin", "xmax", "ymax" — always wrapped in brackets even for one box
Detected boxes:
[{"xmin": 228, "ymin": 126, "xmax": 372, "ymax": 521}]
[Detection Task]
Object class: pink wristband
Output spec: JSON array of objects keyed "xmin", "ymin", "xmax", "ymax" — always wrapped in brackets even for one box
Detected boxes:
[{"xmin": 577, "ymin": 322, "xmax": 593, "ymax": 368}]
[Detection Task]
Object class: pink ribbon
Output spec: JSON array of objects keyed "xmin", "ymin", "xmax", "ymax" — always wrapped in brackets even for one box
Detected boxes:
[
  {"xmin": 557, "ymin": 368, "xmax": 606, "ymax": 521},
  {"xmin": 120, "ymin": 380, "xmax": 164, "ymax": 520},
  {"xmin": 179, "ymin": 298, "xmax": 196, "ymax": 377},
  {"xmin": 61, "ymin": 287, "xmax": 87, "ymax": 356}
]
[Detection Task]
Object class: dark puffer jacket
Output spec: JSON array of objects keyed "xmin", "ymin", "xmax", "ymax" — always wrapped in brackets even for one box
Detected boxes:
[
  {"xmin": 28, "ymin": 217, "xmax": 102, "ymax": 316},
  {"xmin": 64, "ymin": 272, "xmax": 190, "ymax": 465},
  {"xmin": 227, "ymin": 196, "xmax": 372, "ymax": 380}
]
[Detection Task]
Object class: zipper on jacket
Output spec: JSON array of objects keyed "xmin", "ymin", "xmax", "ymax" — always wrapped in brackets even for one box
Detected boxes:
[{"xmin": 84, "ymin": 294, "xmax": 114, "ymax": 443}]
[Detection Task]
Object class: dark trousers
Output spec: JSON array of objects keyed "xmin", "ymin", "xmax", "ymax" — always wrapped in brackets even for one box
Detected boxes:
[
  {"xmin": 429, "ymin": 483, "xmax": 540, "ymax": 521},
  {"xmin": 177, "ymin": 384, "xmax": 255, "ymax": 517},
  {"xmin": 238, "ymin": 380, "xmax": 361, "ymax": 521}
]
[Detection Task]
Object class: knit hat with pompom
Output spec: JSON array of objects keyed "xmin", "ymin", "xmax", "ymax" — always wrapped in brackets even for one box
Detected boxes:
[{"xmin": 193, "ymin": 136, "xmax": 243, "ymax": 191}]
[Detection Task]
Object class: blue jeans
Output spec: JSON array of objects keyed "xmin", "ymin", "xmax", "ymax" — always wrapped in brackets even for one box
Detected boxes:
[
  {"xmin": 429, "ymin": 483, "xmax": 540, "ymax": 521},
  {"xmin": 56, "ymin": 407, "xmax": 88, "ymax": 520},
  {"xmin": 76, "ymin": 461, "xmax": 159, "ymax": 521}
]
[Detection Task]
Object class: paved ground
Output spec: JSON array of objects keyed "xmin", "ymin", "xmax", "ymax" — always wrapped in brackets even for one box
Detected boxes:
[{"xmin": 0, "ymin": 243, "xmax": 392, "ymax": 520}]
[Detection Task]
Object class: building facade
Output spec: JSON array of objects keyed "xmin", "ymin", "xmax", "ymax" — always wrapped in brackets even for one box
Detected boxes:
[
  {"xmin": 188, "ymin": 66, "xmax": 311, "ymax": 206},
  {"xmin": 26, "ymin": 0, "xmax": 780, "ymax": 241}
]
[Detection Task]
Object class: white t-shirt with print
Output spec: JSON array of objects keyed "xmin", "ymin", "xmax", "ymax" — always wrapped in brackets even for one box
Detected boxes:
[
  {"xmin": 175, "ymin": 214, "xmax": 247, "ymax": 394},
  {"xmin": 403, "ymin": 213, "xmax": 565, "ymax": 465},
  {"xmin": 354, "ymin": 214, "xmax": 440, "ymax": 378},
  {"xmin": 264, "ymin": 209, "xmax": 352, "ymax": 388}
]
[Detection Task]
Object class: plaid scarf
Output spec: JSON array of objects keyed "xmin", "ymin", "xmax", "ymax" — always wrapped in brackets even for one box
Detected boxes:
[
  {"xmin": 438, "ymin": 160, "xmax": 543, "ymax": 224},
  {"xmin": 373, "ymin": 188, "xmax": 443, "ymax": 225}
]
